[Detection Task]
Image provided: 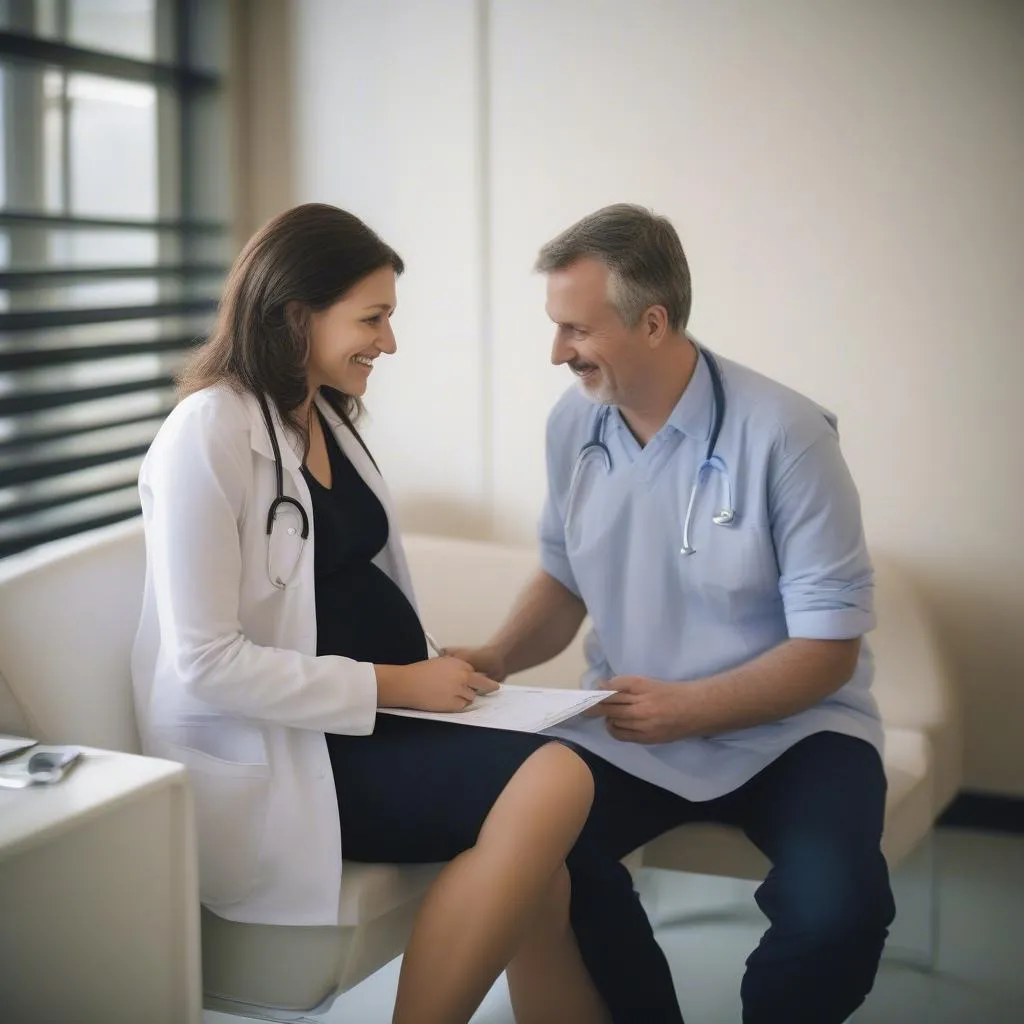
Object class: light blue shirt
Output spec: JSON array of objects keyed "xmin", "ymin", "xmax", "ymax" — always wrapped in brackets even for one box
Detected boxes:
[{"xmin": 541, "ymin": 345, "xmax": 882, "ymax": 801}]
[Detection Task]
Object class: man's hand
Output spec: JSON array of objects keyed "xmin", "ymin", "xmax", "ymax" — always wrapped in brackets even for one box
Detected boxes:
[
  {"xmin": 588, "ymin": 675, "xmax": 690, "ymax": 745},
  {"xmin": 440, "ymin": 645, "xmax": 509, "ymax": 683}
]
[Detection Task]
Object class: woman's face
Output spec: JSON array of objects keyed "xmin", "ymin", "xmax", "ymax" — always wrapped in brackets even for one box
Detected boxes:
[{"xmin": 306, "ymin": 265, "xmax": 398, "ymax": 397}]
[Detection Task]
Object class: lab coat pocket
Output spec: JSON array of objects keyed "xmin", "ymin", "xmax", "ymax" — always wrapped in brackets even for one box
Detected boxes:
[{"xmin": 155, "ymin": 723, "xmax": 271, "ymax": 909}]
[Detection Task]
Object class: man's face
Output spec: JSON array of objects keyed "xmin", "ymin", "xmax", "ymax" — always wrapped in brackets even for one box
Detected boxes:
[{"xmin": 545, "ymin": 258, "xmax": 651, "ymax": 407}]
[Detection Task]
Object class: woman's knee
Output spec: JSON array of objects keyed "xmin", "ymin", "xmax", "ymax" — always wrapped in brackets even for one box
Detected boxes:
[
  {"xmin": 476, "ymin": 742, "xmax": 595, "ymax": 854},
  {"xmin": 526, "ymin": 742, "xmax": 595, "ymax": 808}
]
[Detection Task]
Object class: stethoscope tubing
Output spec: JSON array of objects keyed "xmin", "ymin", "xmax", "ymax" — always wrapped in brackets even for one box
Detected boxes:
[{"xmin": 565, "ymin": 346, "xmax": 735, "ymax": 555}]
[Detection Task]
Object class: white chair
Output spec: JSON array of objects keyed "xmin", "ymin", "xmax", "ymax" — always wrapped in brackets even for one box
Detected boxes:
[
  {"xmin": 403, "ymin": 534, "xmax": 964, "ymax": 971},
  {"xmin": 0, "ymin": 519, "xmax": 447, "ymax": 1021}
]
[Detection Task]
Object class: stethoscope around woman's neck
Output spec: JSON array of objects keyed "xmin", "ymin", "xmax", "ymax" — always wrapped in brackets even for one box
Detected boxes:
[
  {"xmin": 257, "ymin": 391, "xmax": 381, "ymax": 589},
  {"xmin": 564, "ymin": 345, "xmax": 735, "ymax": 556},
  {"xmin": 258, "ymin": 394, "xmax": 310, "ymax": 589}
]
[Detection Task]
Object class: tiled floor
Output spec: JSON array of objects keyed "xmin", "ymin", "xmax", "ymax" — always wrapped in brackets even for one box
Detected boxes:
[{"xmin": 206, "ymin": 828, "xmax": 1024, "ymax": 1024}]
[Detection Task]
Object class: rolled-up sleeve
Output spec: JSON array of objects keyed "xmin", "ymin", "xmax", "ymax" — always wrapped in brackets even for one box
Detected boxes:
[{"xmin": 769, "ymin": 430, "xmax": 875, "ymax": 640}]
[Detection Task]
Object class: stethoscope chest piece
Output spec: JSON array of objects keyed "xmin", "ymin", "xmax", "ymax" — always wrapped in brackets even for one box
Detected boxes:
[
  {"xmin": 267, "ymin": 498, "xmax": 307, "ymax": 589},
  {"xmin": 681, "ymin": 502, "xmax": 735, "ymax": 555}
]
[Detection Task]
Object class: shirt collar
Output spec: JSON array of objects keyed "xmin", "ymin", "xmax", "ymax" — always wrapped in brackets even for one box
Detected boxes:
[
  {"xmin": 608, "ymin": 340, "xmax": 715, "ymax": 442},
  {"xmin": 606, "ymin": 342, "xmax": 712, "ymax": 442},
  {"xmin": 665, "ymin": 343, "xmax": 715, "ymax": 441}
]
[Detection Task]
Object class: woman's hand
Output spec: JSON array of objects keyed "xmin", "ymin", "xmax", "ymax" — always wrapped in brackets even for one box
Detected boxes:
[{"xmin": 375, "ymin": 657, "xmax": 499, "ymax": 713}]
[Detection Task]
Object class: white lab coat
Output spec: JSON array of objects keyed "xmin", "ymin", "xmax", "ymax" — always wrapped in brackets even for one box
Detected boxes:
[{"xmin": 131, "ymin": 383, "xmax": 418, "ymax": 926}]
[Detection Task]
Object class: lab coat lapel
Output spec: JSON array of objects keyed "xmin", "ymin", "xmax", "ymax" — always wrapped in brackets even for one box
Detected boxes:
[{"xmin": 243, "ymin": 391, "xmax": 303, "ymax": 474}]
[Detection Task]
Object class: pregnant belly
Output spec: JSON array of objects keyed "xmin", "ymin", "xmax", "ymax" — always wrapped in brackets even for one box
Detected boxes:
[{"xmin": 314, "ymin": 562, "xmax": 427, "ymax": 665}]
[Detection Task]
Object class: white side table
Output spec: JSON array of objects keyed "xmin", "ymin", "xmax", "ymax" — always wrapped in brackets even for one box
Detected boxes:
[{"xmin": 0, "ymin": 747, "xmax": 201, "ymax": 1023}]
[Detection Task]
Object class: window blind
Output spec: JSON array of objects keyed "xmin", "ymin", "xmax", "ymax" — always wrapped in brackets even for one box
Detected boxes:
[{"xmin": 0, "ymin": 1, "xmax": 231, "ymax": 557}]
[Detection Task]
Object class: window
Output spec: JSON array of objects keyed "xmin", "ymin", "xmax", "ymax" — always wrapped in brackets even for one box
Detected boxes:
[{"xmin": 0, "ymin": 0, "xmax": 231, "ymax": 556}]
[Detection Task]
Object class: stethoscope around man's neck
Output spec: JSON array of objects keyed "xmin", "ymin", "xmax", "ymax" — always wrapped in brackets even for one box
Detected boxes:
[{"xmin": 564, "ymin": 345, "xmax": 735, "ymax": 556}]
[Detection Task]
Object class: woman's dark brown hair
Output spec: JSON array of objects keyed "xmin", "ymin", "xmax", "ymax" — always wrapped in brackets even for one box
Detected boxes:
[{"xmin": 178, "ymin": 203, "xmax": 404, "ymax": 430}]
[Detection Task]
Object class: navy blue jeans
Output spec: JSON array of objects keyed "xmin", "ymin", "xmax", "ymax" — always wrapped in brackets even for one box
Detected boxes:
[
  {"xmin": 330, "ymin": 721, "xmax": 893, "ymax": 1024},
  {"xmin": 566, "ymin": 730, "xmax": 895, "ymax": 1024}
]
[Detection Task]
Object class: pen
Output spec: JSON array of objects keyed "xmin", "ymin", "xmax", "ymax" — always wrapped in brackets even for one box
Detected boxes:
[
  {"xmin": 425, "ymin": 631, "xmax": 499, "ymax": 699},
  {"xmin": 424, "ymin": 630, "xmax": 500, "ymax": 699}
]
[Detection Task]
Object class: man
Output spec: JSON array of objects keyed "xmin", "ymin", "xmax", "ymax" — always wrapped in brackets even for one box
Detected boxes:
[{"xmin": 451, "ymin": 204, "xmax": 894, "ymax": 1023}]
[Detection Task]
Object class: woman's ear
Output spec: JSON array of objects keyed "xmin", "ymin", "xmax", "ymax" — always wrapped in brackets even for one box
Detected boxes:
[
  {"xmin": 285, "ymin": 302, "xmax": 312, "ymax": 363},
  {"xmin": 284, "ymin": 300, "xmax": 309, "ymax": 331}
]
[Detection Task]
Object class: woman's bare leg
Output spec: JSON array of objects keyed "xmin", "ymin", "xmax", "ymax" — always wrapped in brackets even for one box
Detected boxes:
[
  {"xmin": 506, "ymin": 864, "xmax": 611, "ymax": 1024},
  {"xmin": 393, "ymin": 743, "xmax": 594, "ymax": 1024}
]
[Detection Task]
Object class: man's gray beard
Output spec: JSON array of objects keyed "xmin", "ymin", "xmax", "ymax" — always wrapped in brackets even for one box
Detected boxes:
[{"xmin": 575, "ymin": 375, "xmax": 615, "ymax": 406}]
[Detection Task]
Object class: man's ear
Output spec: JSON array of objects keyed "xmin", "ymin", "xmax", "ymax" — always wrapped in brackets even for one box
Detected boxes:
[{"xmin": 644, "ymin": 305, "xmax": 670, "ymax": 348}]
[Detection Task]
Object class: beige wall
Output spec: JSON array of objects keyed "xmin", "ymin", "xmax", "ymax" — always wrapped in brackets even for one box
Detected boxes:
[
  {"xmin": 291, "ymin": 0, "xmax": 491, "ymax": 537},
  {"xmin": 229, "ymin": 0, "xmax": 297, "ymax": 244},
  {"xmin": 266, "ymin": 0, "xmax": 1024, "ymax": 795}
]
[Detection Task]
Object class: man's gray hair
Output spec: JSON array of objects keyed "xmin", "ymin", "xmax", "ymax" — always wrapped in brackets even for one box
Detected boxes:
[{"xmin": 535, "ymin": 203, "xmax": 692, "ymax": 331}]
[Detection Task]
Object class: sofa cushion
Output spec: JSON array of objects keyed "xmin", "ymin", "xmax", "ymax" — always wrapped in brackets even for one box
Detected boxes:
[
  {"xmin": 641, "ymin": 725, "xmax": 934, "ymax": 879},
  {"xmin": 337, "ymin": 860, "xmax": 444, "ymax": 927}
]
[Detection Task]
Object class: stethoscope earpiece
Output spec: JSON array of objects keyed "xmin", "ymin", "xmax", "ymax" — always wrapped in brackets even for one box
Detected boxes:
[{"xmin": 712, "ymin": 507, "xmax": 735, "ymax": 526}]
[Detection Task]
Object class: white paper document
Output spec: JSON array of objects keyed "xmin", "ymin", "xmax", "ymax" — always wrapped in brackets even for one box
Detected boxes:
[{"xmin": 379, "ymin": 685, "xmax": 611, "ymax": 734}]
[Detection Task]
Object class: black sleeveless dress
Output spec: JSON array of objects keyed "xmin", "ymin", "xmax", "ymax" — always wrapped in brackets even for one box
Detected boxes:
[{"xmin": 301, "ymin": 408, "xmax": 427, "ymax": 667}]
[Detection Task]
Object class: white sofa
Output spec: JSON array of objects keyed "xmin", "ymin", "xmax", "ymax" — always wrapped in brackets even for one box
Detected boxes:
[{"xmin": 0, "ymin": 519, "xmax": 961, "ymax": 1018}]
